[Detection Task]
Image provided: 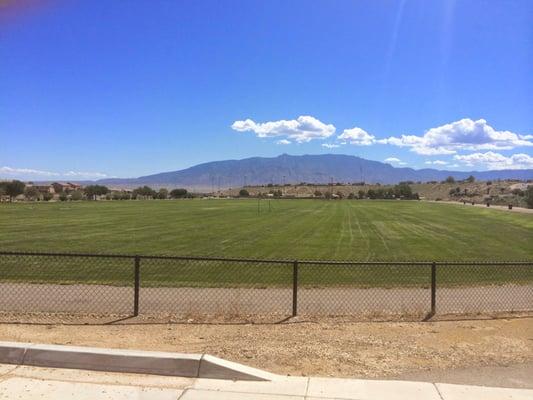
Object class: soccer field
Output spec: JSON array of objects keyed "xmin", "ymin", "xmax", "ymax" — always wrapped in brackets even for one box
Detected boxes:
[{"xmin": 1, "ymin": 199, "xmax": 532, "ymax": 260}]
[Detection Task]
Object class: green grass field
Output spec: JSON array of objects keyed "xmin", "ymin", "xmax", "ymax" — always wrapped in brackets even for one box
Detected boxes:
[
  {"xmin": 0, "ymin": 200, "xmax": 532, "ymax": 288},
  {"xmin": 1, "ymin": 199, "xmax": 532, "ymax": 260}
]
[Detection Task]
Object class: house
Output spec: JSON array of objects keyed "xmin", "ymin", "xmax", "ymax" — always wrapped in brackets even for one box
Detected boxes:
[
  {"xmin": 51, "ymin": 182, "xmax": 82, "ymax": 193},
  {"xmin": 29, "ymin": 184, "xmax": 55, "ymax": 194}
]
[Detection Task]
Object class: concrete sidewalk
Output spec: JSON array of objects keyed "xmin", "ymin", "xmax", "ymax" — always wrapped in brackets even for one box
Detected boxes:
[{"xmin": 1, "ymin": 363, "xmax": 532, "ymax": 399}]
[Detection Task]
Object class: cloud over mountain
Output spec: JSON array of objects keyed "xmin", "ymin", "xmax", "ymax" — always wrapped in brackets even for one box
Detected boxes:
[
  {"xmin": 454, "ymin": 152, "xmax": 533, "ymax": 170},
  {"xmin": 378, "ymin": 118, "xmax": 532, "ymax": 155},
  {"xmin": 232, "ymin": 115, "xmax": 335, "ymax": 143}
]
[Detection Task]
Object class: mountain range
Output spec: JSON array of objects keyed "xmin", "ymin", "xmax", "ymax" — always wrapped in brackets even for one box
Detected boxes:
[{"xmin": 97, "ymin": 154, "xmax": 533, "ymax": 190}]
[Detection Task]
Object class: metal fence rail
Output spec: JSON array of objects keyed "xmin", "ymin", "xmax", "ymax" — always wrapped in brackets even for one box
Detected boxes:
[{"xmin": 0, "ymin": 251, "xmax": 531, "ymax": 323}]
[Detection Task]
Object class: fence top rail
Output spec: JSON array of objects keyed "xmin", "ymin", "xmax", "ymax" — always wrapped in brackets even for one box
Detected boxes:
[
  {"xmin": 0, "ymin": 251, "xmax": 532, "ymax": 266},
  {"xmin": 0, "ymin": 251, "xmax": 289, "ymax": 264},
  {"xmin": 298, "ymin": 260, "xmax": 533, "ymax": 266}
]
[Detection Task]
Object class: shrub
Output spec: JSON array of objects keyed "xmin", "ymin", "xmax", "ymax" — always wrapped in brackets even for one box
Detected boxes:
[
  {"xmin": 525, "ymin": 186, "xmax": 533, "ymax": 209},
  {"xmin": 239, "ymin": 189, "xmax": 250, "ymax": 197},
  {"xmin": 24, "ymin": 186, "xmax": 39, "ymax": 200},
  {"xmin": 70, "ymin": 191, "xmax": 84, "ymax": 201},
  {"xmin": 393, "ymin": 183, "xmax": 414, "ymax": 199},
  {"xmin": 158, "ymin": 188, "xmax": 169, "ymax": 199},
  {"xmin": 170, "ymin": 188, "xmax": 188, "ymax": 198}
]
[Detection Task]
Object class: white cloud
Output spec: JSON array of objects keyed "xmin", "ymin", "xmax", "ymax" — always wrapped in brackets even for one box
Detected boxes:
[
  {"xmin": 0, "ymin": 167, "xmax": 59, "ymax": 177},
  {"xmin": 338, "ymin": 127, "xmax": 375, "ymax": 146},
  {"xmin": 384, "ymin": 157, "xmax": 401, "ymax": 163},
  {"xmin": 379, "ymin": 119, "xmax": 532, "ymax": 155},
  {"xmin": 424, "ymin": 160, "xmax": 448, "ymax": 165},
  {"xmin": 276, "ymin": 139, "xmax": 291, "ymax": 145},
  {"xmin": 0, "ymin": 166, "xmax": 109, "ymax": 180},
  {"xmin": 384, "ymin": 157, "xmax": 407, "ymax": 166},
  {"xmin": 453, "ymin": 152, "xmax": 533, "ymax": 170},
  {"xmin": 231, "ymin": 115, "xmax": 335, "ymax": 143},
  {"xmin": 322, "ymin": 143, "xmax": 340, "ymax": 148},
  {"xmin": 64, "ymin": 171, "xmax": 109, "ymax": 178}
]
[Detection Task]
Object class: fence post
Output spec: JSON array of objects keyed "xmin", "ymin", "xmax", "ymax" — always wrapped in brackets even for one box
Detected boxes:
[
  {"xmin": 133, "ymin": 256, "xmax": 140, "ymax": 316},
  {"xmin": 292, "ymin": 260, "xmax": 299, "ymax": 317},
  {"xmin": 430, "ymin": 262, "xmax": 437, "ymax": 316}
]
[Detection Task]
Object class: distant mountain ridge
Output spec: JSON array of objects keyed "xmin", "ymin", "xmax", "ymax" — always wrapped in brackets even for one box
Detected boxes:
[{"xmin": 97, "ymin": 154, "xmax": 533, "ymax": 189}]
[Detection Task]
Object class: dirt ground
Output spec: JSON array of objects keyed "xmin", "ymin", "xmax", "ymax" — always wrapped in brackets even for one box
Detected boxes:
[
  {"xmin": 431, "ymin": 200, "xmax": 533, "ymax": 214},
  {"xmin": 0, "ymin": 317, "xmax": 531, "ymax": 381}
]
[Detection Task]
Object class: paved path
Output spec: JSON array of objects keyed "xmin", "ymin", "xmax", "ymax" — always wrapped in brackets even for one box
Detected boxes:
[
  {"xmin": 0, "ymin": 282, "xmax": 531, "ymax": 320},
  {"xmin": 1, "ymin": 363, "xmax": 532, "ymax": 399},
  {"xmin": 0, "ymin": 283, "xmax": 533, "ymax": 318},
  {"xmin": 392, "ymin": 362, "xmax": 533, "ymax": 389}
]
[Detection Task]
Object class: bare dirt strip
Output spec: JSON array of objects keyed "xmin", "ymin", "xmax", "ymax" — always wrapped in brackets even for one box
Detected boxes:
[
  {"xmin": 428, "ymin": 200, "xmax": 533, "ymax": 214},
  {"xmin": 0, "ymin": 318, "xmax": 531, "ymax": 387},
  {"xmin": 0, "ymin": 282, "xmax": 530, "ymax": 320}
]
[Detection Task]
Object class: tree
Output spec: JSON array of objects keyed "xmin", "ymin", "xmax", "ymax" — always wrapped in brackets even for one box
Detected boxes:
[
  {"xmin": 42, "ymin": 192, "xmax": 53, "ymax": 201},
  {"xmin": 170, "ymin": 188, "xmax": 188, "ymax": 198},
  {"xmin": 239, "ymin": 189, "xmax": 250, "ymax": 197},
  {"xmin": 445, "ymin": 176, "xmax": 455, "ymax": 184},
  {"xmin": 466, "ymin": 175, "xmax": 475, "ymax": 183},
  {"xmin": 52, "ymin": 182, "xmax": 64, "ymax": 194},
  {"xmin": 347, "ymin": 192, "xmax": 355, "ymax": 199},
  {"xmin": 132, "ymin": 186, "xmax": 156, "ymax": 199},
  {"xmin": 59, "ymin": 193, "xmax": 68, "ymax": 201},
  {"xmin": 158, "ymin": 188, "xmax": 169, "ymax": 199},
  {"xmin": 5, "ymin": 180, "xmax": 25, "ymax": 201},
  {"xmin": 24, "ymin": 186, "xmax": 39, "ymax": 200},
  {"xmin": 525, "ymin": 186, "xmax": 533, "ymax": 209},
  {"xmin": 367, "ymin": 189, "xmax": 377, "ymax": 199},
  {"xmin": 84, "ymin": 185, "xmax": 109, "ymax": 199},
  {"xmin": 314, "ymin": 190, "xmax": 322, "ymax": 197},
  {"xmin": 358, "ymin": 190, "xmax": 365, "ymax": 199}
]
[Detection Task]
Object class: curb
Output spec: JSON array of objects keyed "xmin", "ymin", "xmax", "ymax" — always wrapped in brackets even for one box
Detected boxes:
[{"xmin": 0, "ymin": 341, "xmax": 275, "ymax": 381}]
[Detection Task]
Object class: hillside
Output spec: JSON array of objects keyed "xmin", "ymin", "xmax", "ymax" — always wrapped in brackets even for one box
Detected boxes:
[
  {"xmin": 225, "ymin": 181, "xmax": 531, "ymax": 207},
  {"xmin": 98, "ymin": 154, "xmax": 533, "ymax": 189}
]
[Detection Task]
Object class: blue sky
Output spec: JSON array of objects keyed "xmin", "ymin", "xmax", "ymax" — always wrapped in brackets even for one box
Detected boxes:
[{"xmin": 1, "ymin": 0, "xmax": 532, "ymax": 180}]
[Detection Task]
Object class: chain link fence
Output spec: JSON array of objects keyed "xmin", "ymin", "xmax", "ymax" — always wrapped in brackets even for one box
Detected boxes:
[{"xmin": 0, "ymin": 252, "xmax": 531, "ymax": 323}]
